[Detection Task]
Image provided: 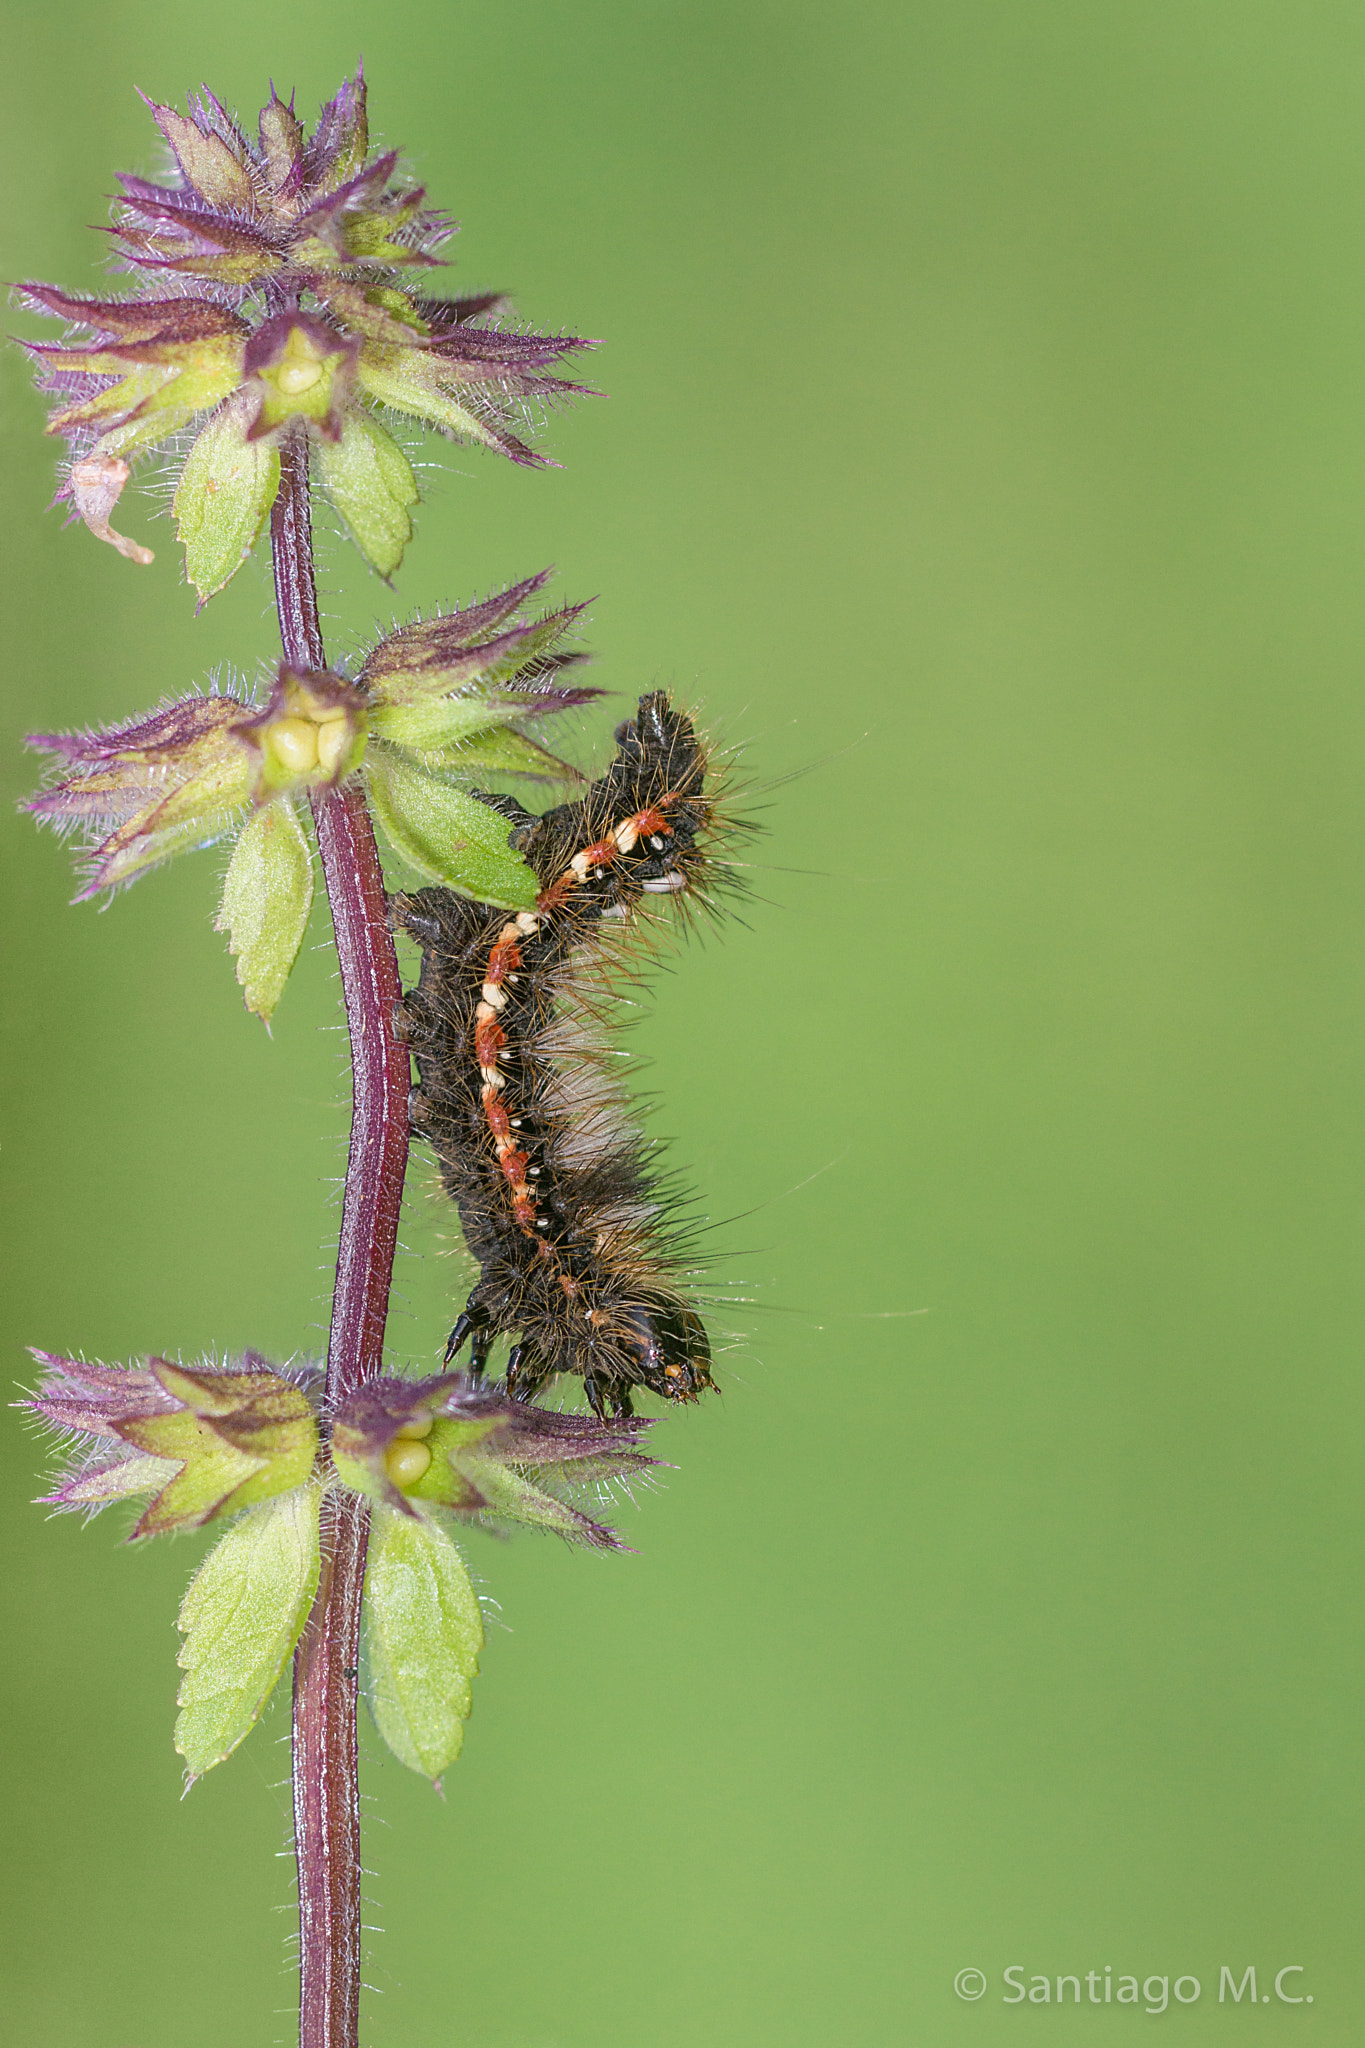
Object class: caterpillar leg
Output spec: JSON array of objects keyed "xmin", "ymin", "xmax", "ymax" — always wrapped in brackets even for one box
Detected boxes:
[
  {"xmin": 386, "ymin": 892, "xmax": 444, "ymax": 946},
  {"xmin": 506, "ymin": 1343, "xmax": 535, "ymax": 1400},
  {"xmin": 582, "ymin": 1371, "xmax": 609, "ymax": 1420},
  {"xmin": 580, "ymin": 1375, "xmax": 637, "ymax": 1420},
  {"xmin": 506, "ymin": 1342, "xmax": 555, "ymax": 1404},
  {"xmin": 443, "ymin": 1306, "xmax": 491, "ymax": 1373},
  {"xmin": 443, "ymin": 1313, "xmax": 473, "ymax": 1366},
  {"xmin": 392, "ymin": 991, "xmax": 438, "ymax": 1046}
]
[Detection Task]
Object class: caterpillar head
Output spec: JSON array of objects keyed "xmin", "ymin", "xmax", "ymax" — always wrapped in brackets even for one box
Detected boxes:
[
  {"xmin": 612, "ymin": 692, "xmax": 710, "ymax": 896},
  {"xmin": 507, "ymin": 690, "xmax": 713, "ymax": 908},
  {"xmin": 618, "ymin": 1297, "xmax": 714, "ymax": 1404}
]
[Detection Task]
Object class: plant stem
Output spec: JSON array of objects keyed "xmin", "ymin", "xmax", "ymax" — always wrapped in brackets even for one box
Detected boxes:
[
  {"xmin": 289, "ymin": 1488, "xmax": 368, "ymax": 2048},
  {"xmin": 272, "ymin": 426, "xmax": 413, "ymax": 2048}
]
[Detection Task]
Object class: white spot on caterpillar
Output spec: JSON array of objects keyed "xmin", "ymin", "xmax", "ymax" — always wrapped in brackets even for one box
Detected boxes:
[
  {"xmin": 642, "ymin": 871, "xmax": 687, "ymax": 893},
  {"xmin": 481, "ymin": 982, "xmax": 507, "ymax": 1010},
  {"xmin": 613, "ymin": 818, "xmax": 640, "ymax": 853},
  {"xmin": 515, "ymin": 912, "xmax": 540, "ymax": 936},
  {"xmin": 481, "ymin": 1066, "xmax": 504, "ymax": 1088}
]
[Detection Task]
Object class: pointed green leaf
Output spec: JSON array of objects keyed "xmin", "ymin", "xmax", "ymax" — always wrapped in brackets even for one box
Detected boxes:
[
  {"xmin": 364, "ymin": 745, "xmax": 539, "ymax": 906},
  {"xmin": 149, "ymin": 102, "xmax": 257, "ymax": 211},
  {"xmin": 119, "ymin": 1409, "xmax": 265, "ymax": 1534},
  {"xmin": 315, "ymin": 410, "xmax": 419, "ymax": 576},
  {"xmin": 364, "ymin": 609, "xmax": 578, "ymax": 710},
  {"xmin": 368, "ymin": 696, "xmax": 504, "ymax": 754},
  {"xmin": 449, "ymin": 726, "xmax": 577, "ymax": 781},
  {"xmin": 55, "ymin": 1450, "xmax": 181, "ymax": 1510},
  {"xmin": 92, "ymin": 406, "xmax": 200, "ymax": 463},
  {"xmin": 174, "ymin": 394, "xmax": 281, "ymax": 602},
  {"xmin": 175, "ymin": 1486, "xmax": 322, "ymax": 1779},
  {"xmin": 369, "ymin": 698, "xmax": 578, "ymax": 774},
  {"xmin": 215, "ymin": 800, "xmax": 314, "ymax": 1021},
  {"xmin": 364, "ymin": 1504, "xmax": 483, "ymax": 1780},
  {"xmin": 355, "ymin": 350, "xmax": 510, "ymax": 452}
]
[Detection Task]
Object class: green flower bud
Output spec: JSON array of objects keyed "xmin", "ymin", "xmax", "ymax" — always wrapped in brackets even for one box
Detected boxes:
[
  {"xmin": 28, "ymin": 1352, "xmax": 321, "ymax": 1538},
  {"xmin": 362, "ymin": 571, "xmax": 596, "ymax": 768},
  {"xmin": 23, "ymin": 577, "xmax": 599, "ymax": 1015},
  {"xmin": 26, "ymin": 665, "xmax": 365, "ymax": 916},
  {"xmin": 25, "ymin": 695, "xmax": 259, "ymax": 898},
  {"xmin": 19, "ymin": 74, "xmax": 597, "ymax": 596},
  {"xmin": 330, "ymin": 1374, "xmax": 658, "ymax": 1550},
  {"xmin": 243, "ymin": 313, "xmax": 357, "ymax": 444},
  {"xmin": 238, "ymin": 666, "xmax": 368, "ymax": 800}
]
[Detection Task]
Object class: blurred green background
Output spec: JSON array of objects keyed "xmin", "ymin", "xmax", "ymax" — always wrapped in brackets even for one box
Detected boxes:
[{"xmin": 2, "ymin": 1, "xmax": 1363, "ymax": 2041}]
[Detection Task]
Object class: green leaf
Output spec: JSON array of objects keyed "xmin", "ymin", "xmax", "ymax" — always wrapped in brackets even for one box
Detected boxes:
[
  {"xmin": 363, "ymin": 609, "xmax": 578, "ymax": 710},
  {"xmin": 369, "ymin": 698, "xmax": 578, "ymax": 775},
  {"xmin": 175, "ymin": 1486, "xmax": 322, "ymax": 1779},
  {"xmin": 56, "ymin": 1450, "xmax": 181, "ymax": 1510},
  {"xmin": 451, "ymin": 726, "xmax": 577, "ymax": 782},
  {"xmin": 364, "ymin": 745, "xmax": 539, "ymax": 906},
  {"xmin": 149, "ymin": 102, "xmax": 256, "ymax": 211},
  {"xmin": 92, "ymin": 406, "xmax": 199, "ymax": 463},
  {"xmin": 120, "ymin": 1409, "xmax": 265, "ymax": 1535},
  {"xmin": 355, "ymin": 349, "xmax": 511, "ymax": 452},
  {"xmin": 173, "ymin": 393, "xmax": 281, "ymax": 603},
  {"xmin": 315, "ymin": 409, "xmax": 419, "ymax": 576},
  {"xmin": 363, "ymin": 1504, "xmax": 483, "ymax": 1780},
  {"xmin": 215, "ymin": 800, "xmax": 314, "ymax": 1021}
]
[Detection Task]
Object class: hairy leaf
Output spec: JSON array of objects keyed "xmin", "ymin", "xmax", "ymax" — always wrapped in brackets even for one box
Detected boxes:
[
  {"xmin": 364, "ymin": 1504, "xmax": 483, "ymax": 1780},
  {"xmin": 216, "ymin": 799, "xmax": 314, "ymax": 1020},
  {"xmin": 315, "ymin": 410, "xmax": 419, "ymax": 576},
  {"xmin": 174, "ymin": 393, "xmax": 280, "ymax": 602},
  {"xmin": 175, "ymin": 1486, "xmax": 321, "ymax": 1778},
  {"xmin": 364, "ymin": 746, "xmax": 539, "ymax": 906}
]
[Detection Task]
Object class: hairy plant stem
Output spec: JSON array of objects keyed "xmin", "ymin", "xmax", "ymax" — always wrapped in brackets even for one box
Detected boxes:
[{"xmin": 271, "ymin": 426, "xmax": 412, "ymax": 2048}]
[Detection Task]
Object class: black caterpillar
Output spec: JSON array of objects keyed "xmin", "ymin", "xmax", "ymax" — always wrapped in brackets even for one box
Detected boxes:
[{"xmin": 391, "ymin": 691, "xmax": 726, "ymax": 1418}]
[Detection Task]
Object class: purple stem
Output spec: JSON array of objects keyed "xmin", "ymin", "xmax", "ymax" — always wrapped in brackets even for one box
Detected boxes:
[{"xmin": 271, "ymin": 427, "xmax": 412, "ymax": 2048}]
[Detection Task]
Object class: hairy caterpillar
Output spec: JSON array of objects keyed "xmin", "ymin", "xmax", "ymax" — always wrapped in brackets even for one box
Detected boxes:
[{"xmin": 391, "ymin": 691, "xmax": 729, "ymax": 1418}]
